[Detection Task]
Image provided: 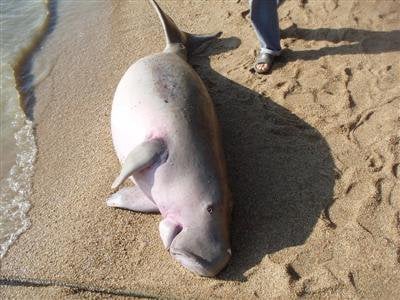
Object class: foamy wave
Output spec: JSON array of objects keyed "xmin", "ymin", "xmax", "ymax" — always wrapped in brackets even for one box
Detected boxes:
[
  {"xmin": 0, "ymin": 117, "xmax": 36, "ymax": 258},
  {"xmin": 0, "ymin": 0, "xmax": 48, "ymax": 259}
]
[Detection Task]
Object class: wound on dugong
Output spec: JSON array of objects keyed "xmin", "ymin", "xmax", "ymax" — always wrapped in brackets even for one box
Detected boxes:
[{"xmin": 107, "ymin": 0, "xmax": 232, "ymax": 277}]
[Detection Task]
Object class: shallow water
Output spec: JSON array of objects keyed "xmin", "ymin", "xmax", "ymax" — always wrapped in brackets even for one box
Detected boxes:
[
  {"xmin": 0, "ymin": 0, "xmax": 112, "ymax": 259},
  {"xmin": 0, "ymin": 0, "xmax": 48, "ymax": 258}
]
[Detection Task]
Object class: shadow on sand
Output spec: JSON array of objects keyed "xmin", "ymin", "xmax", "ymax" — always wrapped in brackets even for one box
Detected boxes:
[
  {"xmin": 190, "ymin": 37, "xmax": 336, "ymax": 281},
  {"xmin": 276, "ymin": 25, "xmax": 400, "ymax": 67}
]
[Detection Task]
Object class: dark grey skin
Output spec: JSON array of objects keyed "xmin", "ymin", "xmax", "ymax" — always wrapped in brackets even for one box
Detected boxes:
[{"xmin": 107, "ymin": 0, "xmax": 232, "ymax": 277}]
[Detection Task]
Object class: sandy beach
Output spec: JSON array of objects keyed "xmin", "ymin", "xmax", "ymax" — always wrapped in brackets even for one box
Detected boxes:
[{"xmin": 1, "ymin": 0, "xmax": 399, "ymax": 298}]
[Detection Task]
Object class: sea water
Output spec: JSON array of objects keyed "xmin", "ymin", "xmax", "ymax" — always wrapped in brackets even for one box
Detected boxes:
[
  {"xmin": 0, "ymin": 0, "xmax": 48, "ymax": 258},
  {"xmin": 0, "ymin": 0, "xmax": 112, "ymax": 259}
]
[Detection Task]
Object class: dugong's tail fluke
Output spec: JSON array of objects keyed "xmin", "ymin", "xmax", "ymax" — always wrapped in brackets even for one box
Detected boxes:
[{"xmin": 149, "ymin": 0, "xmax": 221, "ymax": 57}]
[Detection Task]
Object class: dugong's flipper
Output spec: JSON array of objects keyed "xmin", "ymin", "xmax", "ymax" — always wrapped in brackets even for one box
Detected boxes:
[
  {"xmin": 159, "ymin": 218, "xmax": 182, "ymax": 249},
  {"xmin": 111, "ymin": 139, "xmax": 166, "ymax": 189},
  {"xmin": 107, "ymin": 186, "xmax": 159, "ymax": 213}
]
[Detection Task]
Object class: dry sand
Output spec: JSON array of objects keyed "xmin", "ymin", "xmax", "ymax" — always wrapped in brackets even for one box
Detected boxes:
[{"xmin": 1, "ymin": 0, "xmax": 399, "ymax": 298}]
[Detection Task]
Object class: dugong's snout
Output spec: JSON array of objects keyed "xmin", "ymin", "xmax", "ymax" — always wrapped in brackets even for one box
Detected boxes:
[
  {"xmin": 171, "ymin": 248, "xmax": 231, "ymax": 277},
  {"xmin": 169, "ymin": 228, "xmax": 231, "ymax": 277}
]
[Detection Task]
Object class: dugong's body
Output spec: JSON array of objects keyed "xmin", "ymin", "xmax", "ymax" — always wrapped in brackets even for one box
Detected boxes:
[{"xmin": 107, "ymin": 0, "xmax": 232, "ymax": 277}]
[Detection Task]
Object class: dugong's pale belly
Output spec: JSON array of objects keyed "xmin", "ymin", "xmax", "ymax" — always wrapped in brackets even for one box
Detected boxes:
[
  {"xmin": 111, "ymin": 52, "xmax": 213, "ymax": 165},
  {"xmin": 112, "ymin": 54, "xmax": 173, "ymax": 163}
]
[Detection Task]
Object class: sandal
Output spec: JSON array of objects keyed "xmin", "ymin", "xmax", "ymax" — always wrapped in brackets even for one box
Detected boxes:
[{"xmin": 254, "ymin": 52, "xmax": 274, "ymax": 74}]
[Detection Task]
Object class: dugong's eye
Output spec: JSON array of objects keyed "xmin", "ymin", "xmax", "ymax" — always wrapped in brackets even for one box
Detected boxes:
[{"xmin": 207, "ymin": 205, "xmax": 213, "ymax": 214}]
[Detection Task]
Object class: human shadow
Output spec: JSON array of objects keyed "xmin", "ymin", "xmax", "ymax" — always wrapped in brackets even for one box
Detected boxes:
[
  {"xmin": 278, "ymin": 25, "xmax": 400, "ymax": 64},
  {"xmin": 16, "ymin": 0, "xmax": 58, "ymax": 120},
  {"xmin": 189, "ymin": 37, "xmax": 336, "ymax": 281}
]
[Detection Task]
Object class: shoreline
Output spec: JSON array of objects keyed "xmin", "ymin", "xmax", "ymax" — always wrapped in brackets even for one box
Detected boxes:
[
  {"xmin": 0, "ymin": 0, "xmax": 50, "ymax": 259},
  {"xmin": 15, "ymin": 0, "xmax": 58, "ymax": 120},
  {"xmin": 1, "ymin": 0, "xmax": 399, "ymax": 298}
]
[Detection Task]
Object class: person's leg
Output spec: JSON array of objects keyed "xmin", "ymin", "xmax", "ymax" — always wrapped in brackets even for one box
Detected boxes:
[{"xmin": 249, "ymin": 0, "xmax": 281, "ymax": 73}]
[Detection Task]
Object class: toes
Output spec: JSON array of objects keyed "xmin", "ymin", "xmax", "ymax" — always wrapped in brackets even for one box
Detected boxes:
[
  {"xmin": 255, "ymin": 63, "xmax": 271, "ymax": 74},
  {"xmin": 256, "ymin": 64, "xmax": 267, "ymax": 72}
]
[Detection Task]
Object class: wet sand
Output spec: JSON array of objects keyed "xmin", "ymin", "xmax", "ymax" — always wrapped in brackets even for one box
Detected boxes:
[{"xmin": 1, "ymin": 0, "xmax": 399, "ymax": 298}]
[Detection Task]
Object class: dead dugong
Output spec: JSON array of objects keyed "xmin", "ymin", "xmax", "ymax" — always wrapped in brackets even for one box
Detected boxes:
[{"xmin": 107, "ymin": 0, "xmax": 232, "ymax": 276}]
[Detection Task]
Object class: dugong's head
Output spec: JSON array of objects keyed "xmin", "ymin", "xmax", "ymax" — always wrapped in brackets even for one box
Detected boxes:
[
  {"xmin": 171, "ymin": 209, "xmax": 231, "ymax": 276},
  {"xmin": 159, "ymin": 183, "xmax": 232, "ymax": 277}
]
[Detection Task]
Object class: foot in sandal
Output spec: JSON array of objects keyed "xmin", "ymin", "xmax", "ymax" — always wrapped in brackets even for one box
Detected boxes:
[{"xmin": 254, "ymin": 52, "xmax": 275, "ymax": 74}]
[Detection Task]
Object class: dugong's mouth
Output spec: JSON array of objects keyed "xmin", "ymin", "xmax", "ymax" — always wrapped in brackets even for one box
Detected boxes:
[
  {"xmin": 170, "ymin": 249, "xmax": 217, "ymax": 277},
  {"xmin": 170, "ymin": 247, "xmax": 231, "ymax": 277}
]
